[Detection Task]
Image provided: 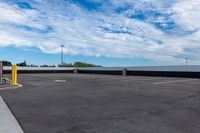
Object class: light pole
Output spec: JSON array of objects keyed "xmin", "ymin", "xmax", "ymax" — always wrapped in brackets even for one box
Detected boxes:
[
  {"xmin": 185, "ymin": 58, "xmax": 188, "ymax": 66},
  {"xmin": 60, "ymin": 44, "xmax": 64, "ymax": 65}
]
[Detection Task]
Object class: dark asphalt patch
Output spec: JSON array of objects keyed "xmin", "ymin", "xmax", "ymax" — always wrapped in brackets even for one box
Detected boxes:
[{"xmin": 0, "ymin": 74, "xmax": 200, "ymax": 133}]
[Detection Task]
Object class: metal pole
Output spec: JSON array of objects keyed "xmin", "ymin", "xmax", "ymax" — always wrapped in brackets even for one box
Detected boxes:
[
  {"xmin": 12, "ymin": 65, "xmax": 17, "ymax": 85},
  {"xmin": 0, "ymin": 62, "xmax": 2, "ymax": 84},
  {"xmin": 60, "ymin": 45, "xmax": 64, "ymax": 65},
  {"xmin": 185, "ymin": 58, "xmax": 188, "ymax": 66}
]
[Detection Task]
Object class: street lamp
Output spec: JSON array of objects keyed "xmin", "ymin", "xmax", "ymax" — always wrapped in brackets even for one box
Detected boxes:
[
  {"xmin": 185, "ymin": 58, "xmax": 188, "ymax": 66},
  {"xmin": 60, "ymin": 44, "xmax": 64, "ymax": 65}
]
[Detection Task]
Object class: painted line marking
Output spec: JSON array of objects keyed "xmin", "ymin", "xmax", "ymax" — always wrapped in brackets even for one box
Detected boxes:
[
  {"xmin": 153, "ymin": 79, "xmax": 199, "ymax": 85},
  {"xmin": 95, "ymin": 78, "xmax": 162, "ymax": 82},
  {"xmin": 54, "ymin": 80, "xmax": 66, "ymax": 83},
  {"xmin": 0, "ymin": 96, "xmax": 24, "ymax": 133}
]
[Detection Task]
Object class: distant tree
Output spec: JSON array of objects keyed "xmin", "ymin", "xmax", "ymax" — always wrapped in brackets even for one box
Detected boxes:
[
  {"xmin": 40, "ymin": 65, "xmax": 49, "ymax": 67},
  {"xmin": 40, "ymin": 65, "xmax": 56, "ymax": 67},
  {"xmin": 17, "ymin": 60, "xmax": 27, "ymax": 66},
  {"xmin": 29, "ymin": 64, "xmax": 39, "ymax": 67},
  {"xmin": 73, "ymin": 62, "xmax": 96, "ymax": 67},
  {"xmin": 59, "ymin": 61, "xmax": 101, "ymax": 67},
  {"xmin": 1, "ymin": 61, "xmax": 12, "ymax": 66},
  {"xmin": 58, "ymin": 62, "xmax": 73, "ymax": 67}
]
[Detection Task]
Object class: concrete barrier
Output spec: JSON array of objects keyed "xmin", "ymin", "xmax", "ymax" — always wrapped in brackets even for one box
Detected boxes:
[
  {"xmin": 2, "ymin": 66, "xmax": 200, "ymax": 78},
  {"xmin": 127, "ymin": 70, "xmax": 200, "ymax": 78},
  {"xmin": 78, "ymin": 70, "xmax": 122, "ymax": 75},
  {"xmin": 73, "ymin": 68, "xmax": 78, "ymax": 74},
  {"xmin": 122, "ymin": 68, "xmax": 127, "ymax": 76},
  {"xmin": 3, "ymin": 67, "xmax": 74, "ymax": 74}
]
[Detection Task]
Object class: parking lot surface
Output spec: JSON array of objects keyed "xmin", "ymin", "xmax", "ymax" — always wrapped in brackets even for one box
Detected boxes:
[{"xmin": 0, "ymin": 74, "xmax": 200, "ymax": 133}]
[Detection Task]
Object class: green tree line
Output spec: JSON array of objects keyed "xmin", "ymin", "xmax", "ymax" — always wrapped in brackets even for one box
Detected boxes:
[
  {"xmin": 1, "ymin": 60, "xmax": 101, "ymax": 67},
  {"xmin": 1, "ymin": 61, "xmax": 12, "ymax": 66},
  {"xmin": 59, "ymin": 62, "xmax": 101, "ymax": 67}
]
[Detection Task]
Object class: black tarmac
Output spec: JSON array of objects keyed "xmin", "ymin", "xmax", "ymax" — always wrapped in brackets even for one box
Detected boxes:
[{"xmin": 0, "ymin": 74, "xmax": 200, "ymax": 133}]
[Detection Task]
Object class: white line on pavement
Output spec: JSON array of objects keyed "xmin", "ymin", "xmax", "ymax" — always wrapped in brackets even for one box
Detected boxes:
[{"xmin": 153, "ymin": 79, "xmax": 199, "ymax": 85}]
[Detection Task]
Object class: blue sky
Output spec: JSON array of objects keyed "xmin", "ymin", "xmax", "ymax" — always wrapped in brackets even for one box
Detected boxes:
[{"xmin": 0, "ymin": 0, "xmax": 200, "ymax": 66}]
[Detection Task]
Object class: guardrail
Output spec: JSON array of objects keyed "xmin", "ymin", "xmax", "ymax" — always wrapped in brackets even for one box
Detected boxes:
[{"xmin": 2, "ymin": 66, "xmax": 200, "ymax": 78}]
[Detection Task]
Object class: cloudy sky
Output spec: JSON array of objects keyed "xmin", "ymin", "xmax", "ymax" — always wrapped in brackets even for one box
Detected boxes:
[{"xmin": 0, "ymin": 0, "xmax": 200, "ymax": 66}]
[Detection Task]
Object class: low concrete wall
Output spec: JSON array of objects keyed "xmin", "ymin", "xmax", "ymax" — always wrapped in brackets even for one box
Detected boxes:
[
  {"xmin": 127, "ymin": 71, "xmax": 200, "ymax": 78},
  {"xmin": 4, "ymin": 70, "xmax": 73, "ymax": 74},
  {"xmin": 76, "ymin": 69, "xmax": 200, "ymax": 78},
  {"xmin": 2, "ymin": 66, "xmax": 200, "ymax": 78},
  {"xmin": 3, "ymin": 67, "xmax": 74, "ymax": 74},
  {"xmin": 78, "ymin": 70, "xmax": 122, "ymax": 75}
]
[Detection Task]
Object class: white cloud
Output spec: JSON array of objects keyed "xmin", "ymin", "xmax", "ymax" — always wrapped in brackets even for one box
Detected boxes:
[
  {"xmin": 0, "ymin": 0, "xmax": 200, "ymax": 64},
  {"xmin": 172, "ymin": 0, "xmax": 200, "ymax": 30}
]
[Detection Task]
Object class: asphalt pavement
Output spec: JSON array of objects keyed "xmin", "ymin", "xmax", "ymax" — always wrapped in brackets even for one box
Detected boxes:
[{"xmin": 0, "ymin": 74, "xmax": 200, "ymax": 133}]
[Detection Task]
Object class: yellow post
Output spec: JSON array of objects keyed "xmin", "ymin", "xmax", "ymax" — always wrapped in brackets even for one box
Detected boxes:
[{"xmin": 12, "ymin": 65, "xmax": 17, "ymax": 85}]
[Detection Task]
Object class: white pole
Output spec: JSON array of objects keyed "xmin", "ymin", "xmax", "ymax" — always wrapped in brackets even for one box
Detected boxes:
[
  {"xmin": 60, "ymin": 45, "xmax": 64, "ymax": 65},
  {"xmin": 0, "ymin": 62, "xmax": 2, "ymax": 84},
  {"xmin": 185, "ymin": 58, "xmax": 188, "ymax": 66}
]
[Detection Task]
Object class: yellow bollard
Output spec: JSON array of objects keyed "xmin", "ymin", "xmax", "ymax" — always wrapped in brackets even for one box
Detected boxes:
[{"xmin": 12, "ymin": 65, "xmax": 17, "ymax": 85}]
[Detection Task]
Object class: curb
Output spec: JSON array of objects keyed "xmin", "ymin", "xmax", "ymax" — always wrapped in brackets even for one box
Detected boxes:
[
  {"xmin": 0, "ymin": 96, "xmax": 24, "ymax": 133},
  {"xmin": 0, "ymin": 84, "xmax": 23, "ymax": 91}
]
